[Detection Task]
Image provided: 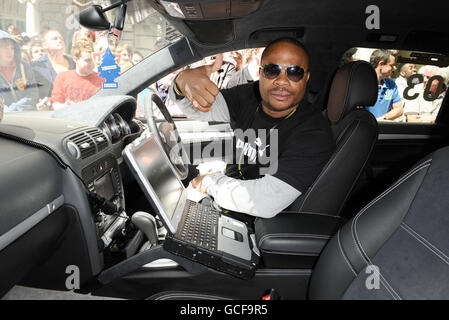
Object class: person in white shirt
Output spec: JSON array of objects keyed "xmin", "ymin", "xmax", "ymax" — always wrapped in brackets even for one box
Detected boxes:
[
  {"xmin": 395, "ymin": 63, "xmax": 417, "ymax": 98},
  {"xmin": 404, "ymin": 65, "xmax": 446, "ymax": 123}
]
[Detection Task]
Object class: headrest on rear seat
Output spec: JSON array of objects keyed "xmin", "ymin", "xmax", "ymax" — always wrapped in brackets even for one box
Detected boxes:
[{"xmin": 327, "ymin": 61, "xmax": 378, "ymax": 123}]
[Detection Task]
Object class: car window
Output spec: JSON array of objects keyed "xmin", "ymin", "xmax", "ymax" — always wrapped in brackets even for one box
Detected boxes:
[
  {"xmin": 342, "ymin": 47, "xmax": 449, "ymax": 123},
  {"xmin": 0, "ymin": 4, "xmax": 180, "ymax": 115},
  {"xmin": 136, "ymin": 47, "xmax": 264, "ymax": 121}
]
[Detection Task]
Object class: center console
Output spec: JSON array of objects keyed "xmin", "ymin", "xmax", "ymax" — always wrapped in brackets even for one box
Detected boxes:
[
  {"xmin": 82, "ymin": 154, "xmax": 128, "ymax": 248},
  {"xmin": 254, "ymin": 212, "xmax": 343, "ymax": 269}
]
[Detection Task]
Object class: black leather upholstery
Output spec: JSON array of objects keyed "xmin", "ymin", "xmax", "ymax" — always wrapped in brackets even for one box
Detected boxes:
[
  {"xmin": 327, "ymin": 61, "xmax": 378, "ymax": 123},
  {"xmin": 255, "ymin": 213, "xmax": 342, "ymax": 268},
  {"xmin": 288, "ymin": 61, "xmax": 378, "ymax": 216},
  {"xmin": 309, "ymin": 148, "xmax": 449, "ymax": 299}
]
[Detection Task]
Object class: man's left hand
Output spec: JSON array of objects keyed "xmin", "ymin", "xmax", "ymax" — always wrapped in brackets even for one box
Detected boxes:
[{"xmin": 190, "ymin": 175, "xmax": 208, "ymax": 194}]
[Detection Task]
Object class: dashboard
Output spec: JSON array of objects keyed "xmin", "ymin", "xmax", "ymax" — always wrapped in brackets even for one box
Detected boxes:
[{"xmin": 0, "ymin": 95, "xmax": 143, "ymax": 295}]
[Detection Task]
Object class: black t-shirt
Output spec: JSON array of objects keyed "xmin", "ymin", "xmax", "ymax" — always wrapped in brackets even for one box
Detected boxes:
[{"xmin": 221, "ymin": 81, "xmax": 335, "ymax": 193}]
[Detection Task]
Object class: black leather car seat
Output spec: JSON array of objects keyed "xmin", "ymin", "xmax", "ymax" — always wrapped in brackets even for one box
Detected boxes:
[
  {"xmin": 288, "ymin": 61, "xmax": 378, "ymax": 217},
  {"xmin": 147, "ymin": 147, "xmax": 449, "ymax": 300},
  {"xmin": 309, "ymin": 147, "xmax": 449, "ymax": 299}
]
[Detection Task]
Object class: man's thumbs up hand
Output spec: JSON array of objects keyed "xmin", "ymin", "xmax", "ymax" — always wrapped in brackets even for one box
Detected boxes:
[
  {"xmin": 204, "ymin": 54, "xmax": 224, "ymax": 76},
  {"xmin": 175, "ymin": 54, "xmax": 223, "ymax": 112}
]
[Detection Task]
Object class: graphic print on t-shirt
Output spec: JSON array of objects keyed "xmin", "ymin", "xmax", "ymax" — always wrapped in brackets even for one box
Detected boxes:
[
  {"xmin": 221, "ymin": 81, "xmax": 335, "ymax": 192},
  {"xmin": 234, "ymin": 127, "xmax": 279, "ymax": 178},
  {"xmin": 236, "ymin": 135, "xmax": 271, "ymax": 163}
]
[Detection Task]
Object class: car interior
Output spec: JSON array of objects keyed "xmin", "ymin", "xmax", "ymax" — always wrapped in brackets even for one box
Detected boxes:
[{"xmin": 1, "ymin": 0, "xmax": 449, "ymax": 300}]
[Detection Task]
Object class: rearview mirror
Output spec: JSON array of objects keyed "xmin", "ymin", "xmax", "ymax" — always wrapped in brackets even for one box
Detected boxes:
[{"xmin": 78, "ymin": 5, "xmax": 111, "ymax": 31}]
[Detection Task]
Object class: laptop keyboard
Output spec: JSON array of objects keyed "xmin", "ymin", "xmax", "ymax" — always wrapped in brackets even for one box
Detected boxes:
[{"xmin": 179, "ymin": 200, "xmax": 219, "ymax": 250}]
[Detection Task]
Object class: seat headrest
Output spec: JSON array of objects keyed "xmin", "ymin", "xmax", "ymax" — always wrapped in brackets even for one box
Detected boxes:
[{"xmin": 327, "ymin": 61, "xmax": 378, "ymax": 123}]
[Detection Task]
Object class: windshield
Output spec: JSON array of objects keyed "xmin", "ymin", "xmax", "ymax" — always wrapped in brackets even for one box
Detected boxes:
[{"xmin": 0, "ymin": 0, "xmax": 179, "ymax": 115}]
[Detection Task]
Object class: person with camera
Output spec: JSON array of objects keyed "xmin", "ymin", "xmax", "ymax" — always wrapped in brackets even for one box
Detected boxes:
[{"xmin": 0, "ymin": 30, "xmax": 38, "ymax": 112}]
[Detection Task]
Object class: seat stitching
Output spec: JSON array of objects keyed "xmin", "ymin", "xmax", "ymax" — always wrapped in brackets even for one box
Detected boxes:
[
  {"xmin": 299, "ymin": 120, "xmax": 361, "ymax": 212},
  {"xmin": 351, "ymin": 159, "xmax": 432, "ymax": 229},
  {"xmin": 336, "ymin": 62, "xmax": 356, "ymax": 122},
  {"xmin": 155, "ymin": 293, "xmax": 232, "ymax": 300},
  {"xmin": 295, "ymin": 211, "xmax": 345, "ymax": 219},
  {"xmin": 400, "ymin": 223, "xmax": 449, "ymax": 266},
  {"xmin": 336, "ymin": 120, "xmax": 378, "ymax": 215},
  {"xmin": 337, "ymin": 229, "xmax": 358, "ymax": 276},
  {"xmin": 259, "ymin": 249, "xmax": 320, "ymax": 256},
  {"xmin": 350, "ymin": 242, "xmax": 400, "ymax": 300},
  {"xmin": 351, "ymin": 161, "xmax": 432, "ymax": 298},
  {"xmin": 349, "ymin": 160, "xmax": 432, "ymax": 300},
  {"xmin": 261, "ymin": 234, "xmax": 331, "ymax": 239}
]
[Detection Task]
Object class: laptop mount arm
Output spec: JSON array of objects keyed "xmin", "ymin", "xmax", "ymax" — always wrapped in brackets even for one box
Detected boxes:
[{"xmin": 98, "ymin": 245, "xmax": 208, "ymax": 284}]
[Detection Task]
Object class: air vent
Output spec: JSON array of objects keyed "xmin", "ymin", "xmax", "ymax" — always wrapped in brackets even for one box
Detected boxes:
[
  {"xmin": 66, "ymin": 128, "xmax": 109, "ymax": 160},
  {"xmin": 67, "ymin": 132, "xmax": 96, "ymax": 159},
  {"xmin": 87, "ymin": 128, "xmax": 109, "ymax": 152}
]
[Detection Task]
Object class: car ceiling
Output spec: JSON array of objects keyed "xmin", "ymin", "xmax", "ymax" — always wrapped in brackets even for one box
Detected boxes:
[{"xmin": 139, "ymin": 0, "xmax": 449, "ymax": 54}]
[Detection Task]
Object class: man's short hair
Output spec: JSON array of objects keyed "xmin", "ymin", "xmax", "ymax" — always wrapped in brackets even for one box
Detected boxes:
[
  {"xmin": 261, "ymin": 37, "xmax": 310, "ymax": 68},
  {"xmin": 419, "ymin": 65, "xmax": 439, "ymax": 76},
  {"xmin": 370, "ymin": 49, "xmax": 394, "ymax": 69},
  {"xmin": 340, "ymin": 47, "xmax": 358, "ymax": 67},
  {"xmin": 71, "ymin": 39, "xmax": 93, "ymax": 59}
]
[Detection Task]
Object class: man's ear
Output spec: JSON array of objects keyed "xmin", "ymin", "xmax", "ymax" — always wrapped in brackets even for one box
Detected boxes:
[{"xmin": 306, "ymin": 71, "xmax": 311, "ymax": 82}]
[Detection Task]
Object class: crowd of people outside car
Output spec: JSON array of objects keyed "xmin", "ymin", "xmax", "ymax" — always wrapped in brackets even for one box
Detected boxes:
[
  {"xmin": 341, "ymin": 47, "xmax": 449, "ymax": 123},
  {"xmin": 0, "ymin": 23, "xmax": 265, "ymax": 118},
  {"xmin": 135, "ymin": 47, "xmax": 264, "ymax": 118},
  {"xmin": 0, "ymin": 24, "xmax": 149, "ymax": 113}
]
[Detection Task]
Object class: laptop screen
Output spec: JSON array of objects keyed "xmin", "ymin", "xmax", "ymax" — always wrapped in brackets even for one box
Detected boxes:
[{"xmin": 128, "ymin": 134, "xmax": 184, "ymax": 223}]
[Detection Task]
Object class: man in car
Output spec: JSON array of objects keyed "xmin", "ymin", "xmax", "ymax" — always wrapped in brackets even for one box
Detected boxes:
[
  {"xmin": 365, "ymin": 49, "xmax": 404, "ymax": 121},
  {"xmin": 32, "ymin": 30, "xmax": 75, "ymax": 100},
  {"xmin": 0, "ymin": 30, "xmax": 38, "ymax": 112},
  {"xmin": 51, "ymin": 40, "xmax": 104, "ymax": 110},
  {"xmin": 169, "ymin": 38, "xmax": 334, "ymax": 218}
]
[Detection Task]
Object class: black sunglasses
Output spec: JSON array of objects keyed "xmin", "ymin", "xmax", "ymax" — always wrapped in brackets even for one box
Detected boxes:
[{"xmin": 261, "ymin": 64, "xmax": 307, "ymax": 82}]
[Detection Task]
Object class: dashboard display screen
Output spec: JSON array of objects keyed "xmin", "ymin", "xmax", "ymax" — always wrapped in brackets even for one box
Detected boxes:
[{"xmin": 94, "ymin": 172, "xmax": 115, "ymax": 201}]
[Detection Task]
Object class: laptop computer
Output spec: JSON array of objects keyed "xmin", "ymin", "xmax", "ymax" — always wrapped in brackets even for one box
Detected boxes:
[{"xmin": 123, "ymin": 130, "xmax": 259, "ymax": 279}]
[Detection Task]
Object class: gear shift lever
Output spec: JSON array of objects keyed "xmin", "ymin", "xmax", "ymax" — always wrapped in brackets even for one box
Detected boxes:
[{"xmin": 131, "ymin": 211, "xmax": 158, "ymax": 246}]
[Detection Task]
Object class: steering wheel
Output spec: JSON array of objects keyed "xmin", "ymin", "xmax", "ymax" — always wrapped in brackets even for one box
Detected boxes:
[{"xmin": 144, "ymin": 92, "xmax": 189, "ymax": 180}]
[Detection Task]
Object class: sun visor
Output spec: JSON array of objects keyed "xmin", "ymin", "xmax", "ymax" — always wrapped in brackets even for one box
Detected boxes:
[{"xmin": 185, "ymin": 19, "xmax": 234, "ymax": 44}]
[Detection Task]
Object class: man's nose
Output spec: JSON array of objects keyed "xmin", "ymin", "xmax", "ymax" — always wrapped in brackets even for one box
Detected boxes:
[{"xmin": 273, "ymin": 69, "xmax": 290, "ymax": 85}]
